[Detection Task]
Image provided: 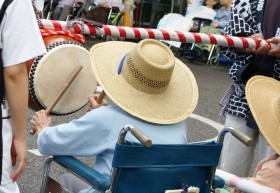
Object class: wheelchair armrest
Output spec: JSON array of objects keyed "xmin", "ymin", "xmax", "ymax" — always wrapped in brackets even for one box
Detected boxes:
[
  {"xmin": 212, "ymin": 175, "xmax": 225, "ymax": 189},
  {"xmin": 53, "ymin": 156, "xmax": 111, "ymax": 192}
]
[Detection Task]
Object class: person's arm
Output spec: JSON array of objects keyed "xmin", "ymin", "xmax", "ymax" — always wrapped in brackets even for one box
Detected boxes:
[
  {"xmin": 30, "ymin": 93, "xmax": 109, "ymax": 134},
  {"xmin": 4, "ymin": 62, "xmax": 28, "ymax": 181},
  {"xmin": 31, "ymin": 106, "xmax": 116, "ymax": 156}
]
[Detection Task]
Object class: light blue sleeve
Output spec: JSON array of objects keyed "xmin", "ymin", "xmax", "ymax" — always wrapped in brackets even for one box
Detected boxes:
[
  {"xmin": 37, "ymin": 106, "xmax": 117, "ymax": 156},
  {"xmin": 213, "ymin": 9, "xmax": 231, "ymax": 30}
]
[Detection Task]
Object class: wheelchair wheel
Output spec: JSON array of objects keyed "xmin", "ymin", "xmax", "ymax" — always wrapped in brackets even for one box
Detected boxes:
[
  {"xmin": 176, "ymin": 49, "xmax": 184, "ymax": 58},
  {"xmin": 43, "ymin": 1, "xmax": 51, "ymax": 19},
  {"xmin": 210, "ymin": 56, "xmax": 219, "ymax": 67},
  {"xmin": 188, "ymin": 56, "xmax": 195, "ymax": 62},
  {"xmin": 43, "ymin": 0, "xmax": 59, "ymax": 19}
]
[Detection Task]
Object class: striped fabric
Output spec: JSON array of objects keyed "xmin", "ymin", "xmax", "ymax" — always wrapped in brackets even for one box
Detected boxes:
[{"xmin": 40, "ymin": 29, "xmax": 85, "ymax": 44}]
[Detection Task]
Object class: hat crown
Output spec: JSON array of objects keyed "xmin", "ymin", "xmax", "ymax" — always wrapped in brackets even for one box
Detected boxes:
[{"xmin": 121, "ymin": 39, "xmax": 175, "ymax": 94}]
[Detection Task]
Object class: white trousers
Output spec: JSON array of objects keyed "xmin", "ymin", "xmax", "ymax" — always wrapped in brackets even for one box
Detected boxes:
[
  {"xmin": 219, "ymin": 114, "xmax": 274, "ymax": 177},
  {"xmin": 0, "ymin": 182, "xmax": 19, "ymax": 193},
  {"xmin": 58, "ymin": 173, "xmax": 90, "ymax": 193},
  {"xmin": 0, "ymin": 107, "xmax": 19, "ymax": 191}
]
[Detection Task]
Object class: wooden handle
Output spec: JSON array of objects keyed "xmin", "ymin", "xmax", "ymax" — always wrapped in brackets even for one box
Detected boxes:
[
  {"xmin": 30, "ymin": 65, "xmax": 83, "ymax": 135},
  {"xmin": 96, "ymin": 90, "xmax": 106, "ymax": 104}
]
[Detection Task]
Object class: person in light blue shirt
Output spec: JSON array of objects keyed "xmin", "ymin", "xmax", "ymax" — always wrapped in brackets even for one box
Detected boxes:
[
  {"xmin": 30, "ymin": 39, "xmax": 199, "ymax": 193},
  {"xmin": 211, "ymin": 0, "xmax": 231, "ymax": 33}
]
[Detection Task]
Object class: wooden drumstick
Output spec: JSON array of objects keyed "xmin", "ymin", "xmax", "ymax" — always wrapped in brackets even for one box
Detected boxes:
[
  {"xmin": 96, "ymin": 90, "xmax": 106, "ymax": 104},
  {"xmin": 30, "ymin": 65, "xmax": 83, "ymax": 135}
]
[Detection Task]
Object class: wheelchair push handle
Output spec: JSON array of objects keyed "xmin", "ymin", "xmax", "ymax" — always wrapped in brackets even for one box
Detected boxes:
[
  {"xmin": 118, "ymin": 125, "xmax": 152, "ymax": 148},
  {"xmin": 231, "ymin": 128, "xmax": 254, "ymax": 146},
  {"xmin": 130, "ymin": 126, "xmax": 152, "ymax": 148},
  {"xmin": 217, "ymin": 127, "xmax": 254, "ymax": 146}
]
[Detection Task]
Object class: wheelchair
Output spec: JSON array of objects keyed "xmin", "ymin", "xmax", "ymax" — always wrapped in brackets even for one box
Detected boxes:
[
  {"xmin": 176, "ymin": 17, "xmax": 220, "ymax": 65},
  {"xmin": 43, "ymin": 0, "xmax": 60, "ymax": 19},
  {"xmin": 39, "ymin": 125, "xmax": 253, "ymax": 193}
]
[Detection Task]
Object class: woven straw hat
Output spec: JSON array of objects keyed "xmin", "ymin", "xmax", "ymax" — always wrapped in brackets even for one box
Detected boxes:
[
  {"xmin": 246, "ymin": 75, "xmax": 280, "ymax": 155},
  {"xmin": 90, "ymin": 39, "xmax": 198, "ymax": 124}
]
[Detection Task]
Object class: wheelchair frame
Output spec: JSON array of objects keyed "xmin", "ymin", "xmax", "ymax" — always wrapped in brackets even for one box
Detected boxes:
[{"xmin": 39, "ymin": 126, "xmax": 252, "ymax": 193}]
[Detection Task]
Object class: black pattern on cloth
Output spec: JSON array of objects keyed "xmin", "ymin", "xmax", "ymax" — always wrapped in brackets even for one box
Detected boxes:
[
  {"xmin": 220, "ymin": 0, "xmax": 280, "ymax": 119},
  {"xmin": 220, "ymin": 0, "xmax": 258, "ymax": 118},
  {"xmin": 67, "ymin": 18, "xmax": 103, "ymax": 35},
  {"xmin": 32, "ymin": 3, "xmax": 43, "ymax": 28},
  {"xmin": 67, "ymin": 19, "xmax": 86, "ymax": 34}
]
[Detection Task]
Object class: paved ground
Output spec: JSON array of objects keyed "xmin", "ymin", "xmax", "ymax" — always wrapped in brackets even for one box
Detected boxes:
[{"xmin": 17, "ymin": 40, "xmax": 232, "ymax": 193}]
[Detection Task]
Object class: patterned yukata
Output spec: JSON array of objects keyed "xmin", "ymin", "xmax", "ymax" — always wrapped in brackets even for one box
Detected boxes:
[{"xmin": 219, "ymin": 0, "xmax": 280, "ymax": 177}]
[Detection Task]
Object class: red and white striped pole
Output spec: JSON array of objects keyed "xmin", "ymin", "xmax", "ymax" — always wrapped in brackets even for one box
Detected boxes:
[
  {"xmin": 40, "ymin": 19, "xmax": 274, "ymax": 49},
  {"xmin": 216, "ymin": 169, "xmax": 280, "ymax": 193}
]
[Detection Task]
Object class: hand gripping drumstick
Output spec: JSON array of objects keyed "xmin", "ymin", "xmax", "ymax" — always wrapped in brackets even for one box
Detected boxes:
[
  {"xmin": 30, "ymin": 65, "xmax": 83, "ymax": 135},
  {"xmin": 96, "ymin": 90, "xmax": 106, "ymax": 104}
]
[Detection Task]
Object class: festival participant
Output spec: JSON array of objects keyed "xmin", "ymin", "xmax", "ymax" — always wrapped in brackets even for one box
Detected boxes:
[
  {"xmin": 231, "ymin": 75, "xmax": 280, "ymax": 192},
  {"xmin": 0, "ymin": 0, "xmax": 46, "ymax": 192},
  {"xmin": 219, "ymin": 0, "xmax": 279, "ymax": 177},
  {"xmin": 30, "ymin": 39, "xmax": 199, "ymax": 193}
]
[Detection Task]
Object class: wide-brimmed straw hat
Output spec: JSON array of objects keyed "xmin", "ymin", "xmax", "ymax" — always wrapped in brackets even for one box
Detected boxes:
[
  {"xmin": 90, "ymin": 39, "xmax": 198, "ymax": 124},
  {"xmin": 246, "ymin": 75, "xmax": 280, "ymax": 155}
]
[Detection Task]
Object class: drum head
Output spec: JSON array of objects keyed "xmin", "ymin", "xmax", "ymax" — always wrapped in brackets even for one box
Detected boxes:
[{"xmin": 29, "ymin": 43, "xmax": 97, "ymax": 115}]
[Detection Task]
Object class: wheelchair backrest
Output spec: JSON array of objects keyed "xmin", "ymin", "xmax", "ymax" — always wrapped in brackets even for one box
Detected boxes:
[{"xmin": 110, "ymin": 141, "xmax": 223, "ymax": 193}]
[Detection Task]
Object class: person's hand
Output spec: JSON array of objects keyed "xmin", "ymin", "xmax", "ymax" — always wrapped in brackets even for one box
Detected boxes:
[
  {"xmin": 99, "ymin": 2, "xmax": 109, "ymax": 7},
  {"xmin": 87, "ymin": 93, "xmax": 109, "ymax": 112},
  {"xmin": 211, "ymin": 22, "xmax": 220, "ymax": 28},
  {"xmin": 246, "ymin": 33, "xmax": 270, "ymax": 55},
  {"xmin": 253, "ymin": 152, "xmax": 278, "ymax": 177},
  {"xmin": 231, "ymin": 189, "xmax": 242, "ymax": 193},
  {"xmin": 30, "ymin": 110, "xmax": 51, "ymax": 134},
  {"xmin": 73, "ymin": 0, "xmax": 79, "ymax": 5},
  {"xmin": 267, "ymin": 37, "xmax": 280, "ymax": 58},
  {"xmin": 10, "ymin": 137, "xmax": 27, "ymax": 181}
]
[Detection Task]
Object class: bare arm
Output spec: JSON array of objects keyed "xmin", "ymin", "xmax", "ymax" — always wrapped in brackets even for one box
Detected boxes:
[{"xmin": 4, "ymin": 62, "xmax": 28, "ymax": 181}]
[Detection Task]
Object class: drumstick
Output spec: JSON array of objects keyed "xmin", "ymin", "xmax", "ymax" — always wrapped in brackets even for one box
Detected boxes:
[
  {"xmin": 30, "ymin": 65, "xmax": 83, "ymax": 135},
  {"xmin": 96, "ymin": 90, "xmax": 106, "ymax": 104}
]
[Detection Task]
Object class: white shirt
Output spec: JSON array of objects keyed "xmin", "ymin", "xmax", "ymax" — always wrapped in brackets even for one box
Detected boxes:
[{"xmin": 0, "ymin": 0, "xmax": 46, "ymax": 67}]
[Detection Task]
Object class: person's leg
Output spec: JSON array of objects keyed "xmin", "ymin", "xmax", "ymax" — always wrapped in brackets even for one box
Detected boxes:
[
  {"xmin": 58, "ymin": 5, "xmax": 71, "ymax": 21},
  {"xmin": 0, "ymin": 113, "xmax": 20, "ymax": 193},
  {"xmin": 58, "ymin": 173, "xmax": 90, "ymax": 193},
  {"xmin": 0, "ymin": 182, "xmax": 20, "ymax": 193},
  {"xmin": 124, "ymin": 4, "xmax": 134, "ymax": 26},
  {"xmin": 0, "ymin": 115, "xmax": 20, "ymax": 193},
  {"xmin": 219, "ymin": 114, "xmax": 258, "ymax": 177},
  {"xmin": 52, "ymin": 6, "xmax": 62, "ymax": 20}
]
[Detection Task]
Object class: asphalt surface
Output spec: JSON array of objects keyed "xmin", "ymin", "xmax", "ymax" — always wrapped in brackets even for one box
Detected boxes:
[{"xmin": 18, "ymin": 39, "xmax": 232, "ymax": 193}]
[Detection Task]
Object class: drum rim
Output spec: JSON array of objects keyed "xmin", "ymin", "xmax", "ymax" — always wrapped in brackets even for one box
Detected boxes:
[{"xmin": 29, "ymin": 40, "xmax": 88, "ymax": 116}]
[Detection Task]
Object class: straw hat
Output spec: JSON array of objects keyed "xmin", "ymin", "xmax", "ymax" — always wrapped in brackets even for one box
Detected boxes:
[
  {"xmin": 246, "ymin": 75, "xmax": 280, "ymax": 155},
  {"xmin": 90, "ymin": 39, "xmax": 198, "ymax": 124}
]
